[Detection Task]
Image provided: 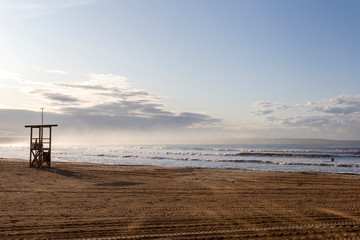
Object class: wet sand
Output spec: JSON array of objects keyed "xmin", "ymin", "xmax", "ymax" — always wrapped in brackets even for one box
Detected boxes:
[{"xmin": 1, "ymin": 158, "xmax": 360, "ymax": 239}]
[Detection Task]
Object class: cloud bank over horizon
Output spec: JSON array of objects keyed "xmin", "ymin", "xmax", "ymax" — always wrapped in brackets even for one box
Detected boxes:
[
  {"xmin": 2, "ymin": 73, "xmax": 360, "ymax": 144},
  {"xmin": 0, "ymin": 73, "xmax": 222, "ymax": 144}
]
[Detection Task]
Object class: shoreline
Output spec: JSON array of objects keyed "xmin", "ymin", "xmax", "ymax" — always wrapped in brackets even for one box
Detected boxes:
[
  {"xmin": 1, "ymin": 158, "xmax": 360, "ymax": 239},
  {"xmin": 2, "ymin": 143, "xmax": 360, "ymax": 175},
  {"xmin": 3, "ymin": 157, "xmax": 360, "ymax": 176}
]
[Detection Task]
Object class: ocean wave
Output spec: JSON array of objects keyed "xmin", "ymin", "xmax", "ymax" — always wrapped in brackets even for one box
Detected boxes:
[
  {"xmin": 151, "ymin": 151, "xmax": 336, "ymax": 158},
  {"xmin": 102, "ymin": 148, "xmax": 360, "ymax": 159},
  {"xmin": 166, "ymin": 157, "xmax": 360, "ymax": 168},
  {"xmin": 79, "ymin": 149, "xmax": 359, "ymax": 161},
  {"xmin": 218, "ymin": 152, "xmax": 333, "ymax": 158},
  {"xmin": 49, "ymin": 144, "xmax": 360, "ymax": 174}
]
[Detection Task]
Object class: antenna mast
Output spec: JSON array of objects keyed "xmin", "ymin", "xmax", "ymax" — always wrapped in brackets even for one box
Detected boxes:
[{"xmin": 41, "ymin": 108, "xmax": 44, "ymax": 125}]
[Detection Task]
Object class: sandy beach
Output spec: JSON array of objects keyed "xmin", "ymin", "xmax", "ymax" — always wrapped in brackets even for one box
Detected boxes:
[{"xmin": 1, "ymin": 158, "xmax": 360, "ymax": 239}]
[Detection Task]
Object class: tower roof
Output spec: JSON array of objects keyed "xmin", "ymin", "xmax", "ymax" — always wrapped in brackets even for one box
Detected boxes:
[{"xmin": 25, "ymin": 124, "xmax": 58, "ymax": 128}]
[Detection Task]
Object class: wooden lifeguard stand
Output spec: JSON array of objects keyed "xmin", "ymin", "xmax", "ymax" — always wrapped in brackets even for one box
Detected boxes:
[
  {"xmin": 25, "ymin": 109, "xmax": 57, "ymax": 168},
  {"xmin": 25, "ymin": 124, "xmax": 58, "ymax": 168}
]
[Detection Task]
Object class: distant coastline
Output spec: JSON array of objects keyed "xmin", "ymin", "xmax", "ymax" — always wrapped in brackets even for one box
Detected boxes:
[
  {"xmin": 211, "ymin": 138, "xmax": 360, "ymax": 145},
  {"xmin": 1, "ymin": 137, "xmax": 360, "ymax": 145}
]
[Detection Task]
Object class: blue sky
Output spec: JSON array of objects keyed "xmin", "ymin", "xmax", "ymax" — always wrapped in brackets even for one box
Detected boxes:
[{"xmin": 0, "ymin": 0, "xmax": 359, "ymax": 144}]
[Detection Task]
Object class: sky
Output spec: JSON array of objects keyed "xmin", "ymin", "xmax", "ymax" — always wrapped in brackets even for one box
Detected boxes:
[{"xmin": 0, "ymin": 0, "xmax": 359, "ymax": 144}]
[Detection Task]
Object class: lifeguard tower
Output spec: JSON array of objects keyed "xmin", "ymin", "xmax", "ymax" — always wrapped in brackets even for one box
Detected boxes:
[{"xmin": 25, "ymin": 109, "xmax": 58, "ymax": 168}]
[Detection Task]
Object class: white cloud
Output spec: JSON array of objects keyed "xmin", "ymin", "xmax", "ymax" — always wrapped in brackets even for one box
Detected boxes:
[
  {"xmin": 0, "ymin": 69, "xmax": 27, "ymax": 83},
  {"xmin": 87, "ymin": 73, "xmax": 129, "ymax": 90},
  {"xmin": 250, "ymin": 101, "xmax": 290, "ymax": 115},
  {"xmin": 0, "ymin": 0, "xmax": 100, "ymax": 18},
  {"xmin": 300, "ymin": 95, "xmax": 360, "ymax": 115},
  {"xmin": 250, "ymin": 94, "xmax": 360, "ymax": 139},
  {"xmin": 1, "ymin": 0, "xmax": 99, "ymax": 10},
  {"xmin": 38, "ymin": 68, "xmax": 68, "ymax": 75}
]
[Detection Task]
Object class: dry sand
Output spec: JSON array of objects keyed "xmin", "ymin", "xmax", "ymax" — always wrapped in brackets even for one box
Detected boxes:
[{"xmin": 1, "ymin": 158, "xmax": 360, "ymax": 239}]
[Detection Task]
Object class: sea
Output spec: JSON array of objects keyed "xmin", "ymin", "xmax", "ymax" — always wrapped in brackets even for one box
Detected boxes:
[{"xmin": 1, "ymin": 144, "xmax": 360, "ymax": 174}]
